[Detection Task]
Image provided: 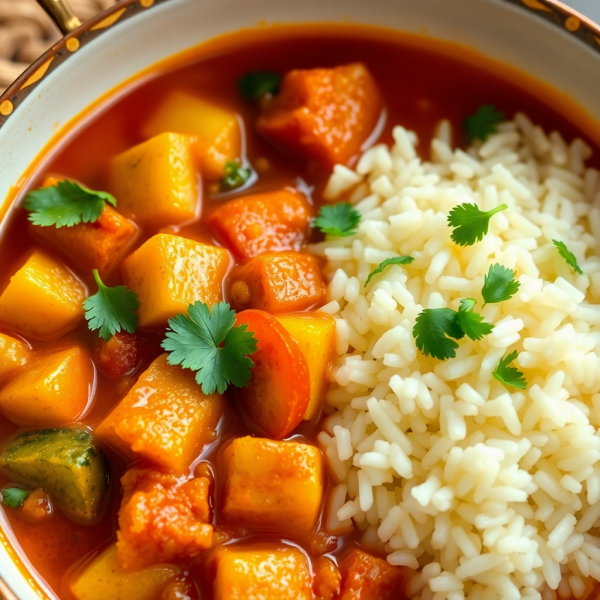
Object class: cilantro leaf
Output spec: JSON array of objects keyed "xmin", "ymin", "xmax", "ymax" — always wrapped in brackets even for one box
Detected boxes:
[
  {"xmin": 365, "ymin": 256, "xmax": 414, "ymax": 287},
  {"xmin": 238, "ymin": 71, "xmax": 281, "ymax": 100},
  {"xmin": 464, "ymin": 105, "xmax": 506, "ymax": 143},
  {"xmin": 1, "ymin": 488, "xmax": 29, "ymax": 508},
  {"xmin": 162, "ymin": 301, "xmax": 258, "ymax": 395},
  {"xmin": 552, "ymin": 240, "xmax": 583, "ymax": 275},
  {"xmin": 413, "ymin": 308, "xmax": 464, "ymax": 360},
  {"xmin": 83, "ymin": 270, "xmax": 139, "ymax": 341},
  {"xmin": 315, "ymin": 203, "xmax": 361, "ymax": 237},
  {"xmin": 24, "ymin": 180, "xmax": 116, "ymax": 228},
  {"xmin": 220, "ymin": 161, "xmax": 252, "ymax": 191},
  {"xmin": 482, "ymin": 263, "xmax": 521, "ymax": 305},
  {"xmin": 448, "ymin": 202, "xmax": 507, "ymax": 246},
  {"xmin": 493, "ymin": 350, "xmax": 527, "ymax": 389},
  {"xmin": 455, "ymin": 298, "xmax": 494, "ymax": 341}
]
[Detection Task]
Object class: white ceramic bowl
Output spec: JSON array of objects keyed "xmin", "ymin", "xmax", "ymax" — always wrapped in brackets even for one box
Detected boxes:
[{"xmin": 1, "ymin": 0, "xmax": 600, "ymax": 597}]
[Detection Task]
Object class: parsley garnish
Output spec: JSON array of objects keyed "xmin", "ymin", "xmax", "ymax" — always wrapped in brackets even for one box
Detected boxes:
[
  {"xmin": 365, "ymin": 256, "xmax": 414, "ymax": 287},
  {"xmin": 413, "ymin": 308, "xmax": 464, "ymax": 361},
  {"xmin": 448, "ymin": 203, "xmax": 508, "ymax": 246},
  {"xmin": 455, "ymin": 298, "xmax": 494, "ymax": 341},
  {"xmin": 220, "ymin": 161, "xmax": 252, "ymax": 191},
  {"xmin": 1, "ymin": 488, "xmax": 29, "ymax": 508},
  {"xmin": 315, "ymin": 203, "xmax": 361, "ymax": 237},
  {"xmin": 493, "ymin": 350, "xmax": 527, "ymax": 390},
  {"xmin": 464, "ymin": 105, "xmax": 505, "ymax": 143},
  {"xmin": 482, "ymin": 264, "xmax": 521, "ymax": 305},
  {"xmin": 24, "ymin": 180, "xmax": 116, "ymax": 228},
  {"xmin": 162, "ymin": 302, "xmax": 258, "ymax": 395},
  {"xmin": 552, "ymin": 240, "xmax": 583, "ymax": 275},
  {"xmin": 83, "ymin": 270, "xmax": 139, "ymax": 341},
  {"xmin": 238, "ymin": 71, "xmax": 281, "ymax": 100}
]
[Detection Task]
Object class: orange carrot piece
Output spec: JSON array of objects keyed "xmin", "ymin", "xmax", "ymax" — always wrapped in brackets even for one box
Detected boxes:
[{"xmin": 313, "ymin": 556, "xmax": 342, "ymax": 600}]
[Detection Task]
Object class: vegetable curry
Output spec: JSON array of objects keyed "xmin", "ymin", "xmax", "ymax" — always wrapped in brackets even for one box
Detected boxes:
[{"xmin": 0, "ymin": 23, "xmax": 597, "ymax": 600}]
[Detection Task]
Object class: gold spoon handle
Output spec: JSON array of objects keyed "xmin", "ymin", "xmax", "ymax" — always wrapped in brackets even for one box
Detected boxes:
[{"xmin": 36, "ymin": 0, "xmax": 81, "ymax": 35}]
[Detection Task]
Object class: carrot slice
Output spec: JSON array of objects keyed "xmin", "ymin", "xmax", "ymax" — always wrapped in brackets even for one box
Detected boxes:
[{"xmin": 235, "ymin": 310, "xmax": 310, "ymax": 439}]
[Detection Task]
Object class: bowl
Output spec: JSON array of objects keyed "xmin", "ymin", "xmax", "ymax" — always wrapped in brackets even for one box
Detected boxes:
[{"xmin": 1, "ymin": 0, "xmax": 600, "ymax": 597}]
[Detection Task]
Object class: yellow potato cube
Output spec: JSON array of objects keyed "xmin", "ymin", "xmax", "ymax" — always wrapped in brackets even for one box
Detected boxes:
[
  {"xmin": 108, "ymin": 132, "xmax": 199, "ymax": 227},
  {"xmin": 142, "ymin": 91, "xmax": 242, "ymax": 181},
  {"xmin": 96, "ymin": 354, "xmax": 225, "ymax": 474},
  {"xmin": 0, "ymin": 250, "xmax": 86, "ymax": 340},
  {"xmin": 211, "ymin": 545, "xmax": 312, "ymax": 600},
  {"xmin": 0, "ymin": 346, "xmax": 94, "ymax": 426},
  {"xmin": 121, "ymin": 233, "xmax": 230, "ymax": 328},
  {"xmin": 70, "ymin": 544, "xmax": 180, "ymax": 600},
  {"xmin": 0, "ymin": 333, "xmax": 31, "ymax": 385},
  {"xmin": 221, "ymin": 437, "xmax": 324, "ymax": 536},
  {"xmin": 276, "ymin": 312, "xmax": 336, "ymax": 420}
]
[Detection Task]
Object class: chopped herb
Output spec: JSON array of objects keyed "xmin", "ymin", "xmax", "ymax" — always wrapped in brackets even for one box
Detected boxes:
[
  {"xmin": 220, "ymin": 161, "xmax": 252, "ymax": 191},
  {"xmin": 315, "ymin": 203, "xmax": 361, "ymax": 237},
  {"xmin": 553, "ymin": 240, "xmax": 583, "ymax": 275},
  {"xmin": 455, "ymin": 298, "xmax": 494, "ymax": 341},
  {"xmin": 1, "ymin": 488, "xmax": 29, "ymax": 508},
  {"xmin": 83, "ymin": 270, "xmax": 139, "ymax": 341},
  {"xmin": 464, "ymin": 105, "xmax": 505, "ymax": 143},
  {"xmin": 238, "ymin": 71, "xmax": 281, "ymax": 100},
  {"xmin": 448, "ymin": 202, "xmax": 508, "ymax": 246},
  {"xmin": 162, "ymin": 301, "xmax": 258, "ymax": 395},
  {"xmin": 364, "ymin": 256, "xmax": 414, "ymax": 287},
  {"xmin": 493, "ymin": 350, "xmax": 527, "ymax": 390},
  {"xmin": 482, "ymin": 263, "xmax": 521, "ymax": 305},
  {"xmin": 24, "ymin": 180, "xmax": 116, "ymax": 228},
  {"xmin": 413, "ymin": 308, "xmax": 464, "ymax": 361}
]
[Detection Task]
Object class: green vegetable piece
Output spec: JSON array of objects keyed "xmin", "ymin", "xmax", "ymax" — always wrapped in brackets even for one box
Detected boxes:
[
  {"xmin": 493, "ymin": 350, "xmax": 527, "ymax": 390},
  {"xmin": 0, "ymin": 428, "xmax": 108, "ymax": 524},
  {"xmin": 364, "ymin": 256, "xmax": 414, "ymax": 287},
  {"xmin": 464, "ymin": 105, "xmax": 505, "ymax": 143},
  {"xmin": 1, "ymin": 487, "xmax": 29, "ymax": 508},
  {"xmin": 482, "ymin": 263, "xmax": 521, "ymax": 305},
  {"xmin": 448, "ymin": 202, "xmax": 508, "ymax": 246},
  {"xmin": 220, "ymin": 161, "xmax": 252, "ymax": 191},
  {"xmin": 455, "ymin": 298, "xmax": 494, "ymax": 341},
  {"xmin": 83, "ymin": 270, "xmax": 139, "ymax": 341},
  {"xmin": 24, "ymin": 180, "xmax": 116, "ymax": 228},
  {"xmin": 238, "ymin": 71, "xmax": 281, "ymax": 100},
  {"xmin": 413, "ymin": 308, "xmax": 464, "ymax": 361},
  {"xmin": 315, "ymin": 203, "xmax": 361, "ymax": 237},
  {"xmin": 552, "ymin": 240, "xmax": 583, "ymax": 275}
]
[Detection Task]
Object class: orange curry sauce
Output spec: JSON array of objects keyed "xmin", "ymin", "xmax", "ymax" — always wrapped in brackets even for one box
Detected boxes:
[{"xmin": 0, "ymin": 23, "xmax": 599, "ymax": 600}]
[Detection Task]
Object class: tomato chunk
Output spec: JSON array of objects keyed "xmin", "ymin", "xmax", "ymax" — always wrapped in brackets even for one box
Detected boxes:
[
  {"xmin": 235, "ymin": 310, "xmax": 309, "ymax": 438},
  {"xmin": 257, "ymin": 63, "xmax": 382, "ymax": 166},
  {"xmin": 94, "ymin": 331, "xmax": 153, "ymax": 379}
]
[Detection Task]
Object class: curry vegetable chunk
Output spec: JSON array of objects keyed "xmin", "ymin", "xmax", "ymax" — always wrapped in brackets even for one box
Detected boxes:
[
  {"xmin": 221, "ymin": 437, "xmax": 324, "ymax": 536},
  {"xmin": 0, "ymin": 250, "xmax": 86, "ymax": 340},
  {"xmin": 0, "ymin": 428, "xmax": 108, "ymax": 524},
  {"xmin": 108, "ymin": 132, "xmax": 199, "ymax": 226},
  {"xmin": 211, "ymin": 545, "xmax": 313, "ymax": 600},
  {"xmin": 0, "ymin": 346, "xmax": 94, "ymax": 425},
  {"xmin": 0, "ymin": 333, "xmax": 31, "ymax": 384},
  {"xmin": 122, "ymin": 233, "xmax": 230, "ymax": 328},
  {"xmin": 96, "ymin": 354, "xmax": 225, "ymax": 473},
  {"xmin": 142, "ymin": 90, "xmax": 242, "ymax": 180}
]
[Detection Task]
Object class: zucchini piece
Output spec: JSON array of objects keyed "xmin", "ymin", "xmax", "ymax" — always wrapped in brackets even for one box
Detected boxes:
[{"xmin": 0, "ymin": 428, "xmax": 108, "ymax": 524}]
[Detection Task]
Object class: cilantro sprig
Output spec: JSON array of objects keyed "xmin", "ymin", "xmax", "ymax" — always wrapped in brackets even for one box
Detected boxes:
[
  {"xmin": 448, "ymin": 203, "xmax": 508, "ymax": 246},
  {"xmin": 455, "ymin": 299, "xmax": 494, "ymax": 341},
  {"xmin": 162, "ymin": 301, "xmax": 258, "ymax": 395},
  {"xmin": 482, "ymin": 264, "xmax": 521, "ymax": 305},
  {"xmin": 365, "ymin": 256, "xmax": 414, "ymax": 287},
  {"xmin": 464, "ymin": 105, "xmax": 505, "ymax": 143},
  {"xmin": 221, "ymin": 161, "xmax": 252, "ymax": 191},
  {"xmin": 315, "ymin": 203, "xmax": 361, "ymax": 237},
  {"xmin": 24, "ymin": 180, "xmax": 116, "ymax": 228},
  {"xmin": 238, "ymin": 71, "xmax": 281, "ymax": 100},
  {"xmin": 1, "ymin": 488, "xmax": 29, "ymax": 508},
  {"xmin": 493, "ymin": 351, "xmax": 527, "ymax": 389},
  {"xmin": 553, "ymin": 240, "xmax": 583, "ymax": 275},
  {"xmin": 83, "ymin": 270, "xmax": 139, "ymax": 341}
]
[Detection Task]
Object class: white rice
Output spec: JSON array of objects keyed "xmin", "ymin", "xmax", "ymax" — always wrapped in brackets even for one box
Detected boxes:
[{"xmin": 312, "ymin": 113, "xmax": 600, "ymax": 600}]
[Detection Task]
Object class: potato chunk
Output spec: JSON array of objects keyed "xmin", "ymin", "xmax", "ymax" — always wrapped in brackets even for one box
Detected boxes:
[
  {"xmin": 142, "ymin": 90, "xmax": 241, "ymax": 181},
  {"xmin": 0, "ymin": 250, "xmax": 86, "ymax": 340},
  {"xmin": 228, "ymin": 252, "xmax": 325, "ymax": 314},
  {"xmin": 276, "ymin": 312, "xmax": 336, "ymax": 420},
  {"xmin": 117, "ymin": 468, "xmax": 212, "ymax": 570},
  {"xmin": 96, "ymin": 354, "xmax": 225, "ymax": 473},
  {"xmin": 108, "ymin": 133, "xmax": 199, "ymax": 226},
  {"xmin": 0, "ymin": 333, "xmax": 31, "ymax": 385},
  {"xmin": 208, "ymin": 189, "xmax": 310, "ymax": 258},
  {"xmin": 339, "ymin": 549, "xmax": 404, "ymax": 600},
  {"xmin": 70, "ymin": 544, "xmax": 180, "ymax": 600},
  {"xmin": 122, "ymin": 234, "xmax": 230, "ymax": 328},
  {"xmin": 257, "ymin": 63, "xmax": 382, "ymax": 166},
  {"xmin": 0, "ymin": 346, "xmax": 94, "ymax": 425},
  {"xmin": 221, "ymin": 436, "xmax": 323, "ymax": 536},
  {"xmin": 211, "ymin": 545, "xmax": 312, "ymax": 600}
]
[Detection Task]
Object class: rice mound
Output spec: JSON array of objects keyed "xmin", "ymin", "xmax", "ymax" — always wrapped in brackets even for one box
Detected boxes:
[{"xmin": 312, "ymin": 115, "xmax": 600, "ymax": 600}]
